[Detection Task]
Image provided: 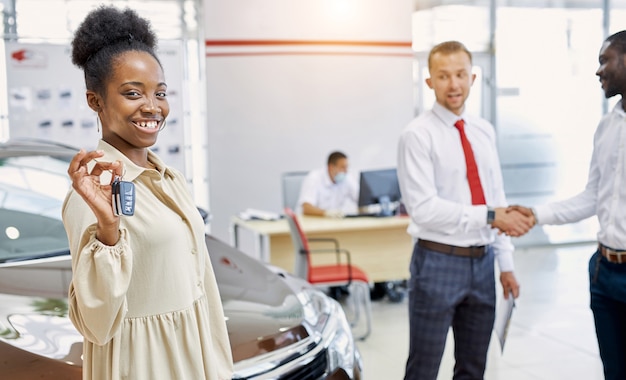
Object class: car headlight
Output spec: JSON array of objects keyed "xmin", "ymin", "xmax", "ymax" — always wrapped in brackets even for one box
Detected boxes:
[
  {"xmin": 325, "ymin": 299, "xmax": 357, "ymax": 377},
  {"xmin": 298, "ymin": 288, "xmax": 359, "ymax": 378}
]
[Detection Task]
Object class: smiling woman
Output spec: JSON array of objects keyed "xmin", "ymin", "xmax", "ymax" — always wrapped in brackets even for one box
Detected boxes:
[{"xmin": 61, "ymin": 5, "xmax": 233, "ymax": 380}]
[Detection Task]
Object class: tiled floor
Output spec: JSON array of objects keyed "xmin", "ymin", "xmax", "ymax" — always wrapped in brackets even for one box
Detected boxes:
[{"xmin": 353, "ymin": 242, "xmax": 605, "ymax": 380}]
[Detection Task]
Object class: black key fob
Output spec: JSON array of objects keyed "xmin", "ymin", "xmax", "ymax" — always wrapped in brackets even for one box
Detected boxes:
[{"xmin": 112, "ymin": 177, "xmax": 135, "ymax": 216}]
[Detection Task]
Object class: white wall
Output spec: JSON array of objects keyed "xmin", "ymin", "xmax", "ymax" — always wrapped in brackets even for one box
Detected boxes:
[{"xmin": 203, "ymin": 0, "xmax": 414, "ymax": 241}]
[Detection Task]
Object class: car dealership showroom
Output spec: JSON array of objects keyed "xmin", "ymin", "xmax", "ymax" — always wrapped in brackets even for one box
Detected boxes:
[{"xmin": 1, "ymin": 0, "xmax": 625, "ymax": 379}]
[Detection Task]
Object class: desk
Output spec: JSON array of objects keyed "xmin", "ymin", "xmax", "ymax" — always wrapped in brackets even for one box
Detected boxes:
[{"xmin": 230, "ymin": 215, "xmax": 413, "ymax": 283}]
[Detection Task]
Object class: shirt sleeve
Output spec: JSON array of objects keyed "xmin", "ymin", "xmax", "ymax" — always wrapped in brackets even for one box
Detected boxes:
[
  {"xmin": 67, "ymin": 227, "xmax": 132, "ymax": 345},
  {"xmin": 534, "ymin": 142, "xmax": 599, "ymax": 225},
  {"xmin": 485, "ymin": 131, "xmax": 515, "ymax": 272},
  {"xmin": 63, "ymin": 191, "xmax": 132, "ymax": 346}
]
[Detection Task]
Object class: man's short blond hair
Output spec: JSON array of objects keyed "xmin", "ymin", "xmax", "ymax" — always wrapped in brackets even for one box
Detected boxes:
[{"xmin": 427, "ymin": 41, "xmax": 473, "ymax": 71}]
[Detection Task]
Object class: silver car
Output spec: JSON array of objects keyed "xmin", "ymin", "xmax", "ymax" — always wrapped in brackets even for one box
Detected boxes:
[{"xmin": 0, "ymin": 139, "xmax": 363, "ymax": 380}]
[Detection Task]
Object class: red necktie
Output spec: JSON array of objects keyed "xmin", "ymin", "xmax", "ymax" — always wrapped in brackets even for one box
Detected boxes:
[{"xmin": 454, "ymin": 119, "xmax": 486, "ymax": 205}]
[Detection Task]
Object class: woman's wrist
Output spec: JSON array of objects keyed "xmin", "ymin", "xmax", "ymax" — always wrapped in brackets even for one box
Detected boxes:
[{"xmin": 96, "ymin": 222, "xmax": 121, "ymax": 246}]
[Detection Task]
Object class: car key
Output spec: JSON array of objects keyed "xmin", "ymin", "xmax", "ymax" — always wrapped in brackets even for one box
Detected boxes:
[{"xmin": 112, "ymin": 175, "xmax": 135, "ymax": 216}]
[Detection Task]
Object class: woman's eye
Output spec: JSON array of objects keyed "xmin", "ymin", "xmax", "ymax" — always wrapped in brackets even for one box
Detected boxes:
[
  {"xmin": 156, "ymin": 92, "xmax": 167, "ymax": 98},
  {"xmin": 125, "ymin": 91, "xmax": 141, "ymax": 97}
]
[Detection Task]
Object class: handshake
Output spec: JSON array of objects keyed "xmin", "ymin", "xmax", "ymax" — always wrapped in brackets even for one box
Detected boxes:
[{"xmin": 491, "ymin": 205, "xmax": 536, "ymax": 237}]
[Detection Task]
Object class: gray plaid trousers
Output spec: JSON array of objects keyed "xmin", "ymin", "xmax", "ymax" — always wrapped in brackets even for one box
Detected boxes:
[{"xmin": 404, "ymin": 242, "xmax": 496, "ymax": 380}]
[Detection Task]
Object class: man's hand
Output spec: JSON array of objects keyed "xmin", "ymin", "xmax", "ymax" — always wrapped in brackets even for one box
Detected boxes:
[
  {"xmin": 491, "ymin": 207, "xmax": 534, "ymax": 237},
  {"xmin": 506, "ymin": 205, "xmax": 536, "ymax": 225},
  {"xmin": 500, "ymin": 271, "xmax": 520, "ymax": 299}
]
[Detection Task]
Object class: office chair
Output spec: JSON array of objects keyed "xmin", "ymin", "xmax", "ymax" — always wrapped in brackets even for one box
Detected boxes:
[
  {"xmin": 283, "ymin": 207, "xmax": 372, "ymax": 340},
  {"xmin": 281, "ymin": 171, "xmax": 309, "ymax": 211}
]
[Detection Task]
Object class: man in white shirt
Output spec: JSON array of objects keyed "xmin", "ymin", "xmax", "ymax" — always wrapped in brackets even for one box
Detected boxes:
[
  {"xmin": 397, "ymin": 40, "xmax": 533, "ymax": 380},
  {"xmin": 297, "ymin": 151, "xmax": 358, "ymax": 218},
  {"xmin": 511, "ymin": 31, "xmax": 626, "ymax": 380}
]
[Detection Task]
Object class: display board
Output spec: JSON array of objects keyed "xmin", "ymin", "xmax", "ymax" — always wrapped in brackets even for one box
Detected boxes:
[{"xmin": 5, "ymin": 41, "xmax": 187, "ymax": 174}]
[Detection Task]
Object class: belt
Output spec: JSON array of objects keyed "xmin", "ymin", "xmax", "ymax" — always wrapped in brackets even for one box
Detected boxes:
[
  {"xmin": 418, "ymin": 239, "xmax": 487, "ymax": 258},
  {"xmin": 598, "ymin": 243, "xmax": 626, "ymax": 264}
]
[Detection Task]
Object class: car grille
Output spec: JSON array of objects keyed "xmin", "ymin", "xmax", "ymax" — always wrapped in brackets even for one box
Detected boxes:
[{"xmin": 277, "ymin": 348, "xmax": 328, "ymax": 380}]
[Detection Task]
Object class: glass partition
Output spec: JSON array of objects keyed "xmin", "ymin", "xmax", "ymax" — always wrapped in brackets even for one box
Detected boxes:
[
  {"xmin": 495, "ymin": 4, "xmax": 603, "ymax": 244},
  {"xmin": 412, "ymin": 0, "xmax": 607, "ymax": 245}
]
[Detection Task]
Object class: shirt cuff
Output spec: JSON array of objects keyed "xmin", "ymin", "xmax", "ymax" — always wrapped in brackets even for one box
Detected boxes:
[
  {"xmin": 532, "ymin": 204, "xmax": 553, "ymax": 225},
  {"xmin": 495, "ymin": 250, "xmax": 514, "ymax": 272}
]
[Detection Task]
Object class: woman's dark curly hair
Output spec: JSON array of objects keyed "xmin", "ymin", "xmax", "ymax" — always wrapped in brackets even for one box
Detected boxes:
[{"xmin": 71, "ymin": 5, "xmax": 162, "ymax": 95}]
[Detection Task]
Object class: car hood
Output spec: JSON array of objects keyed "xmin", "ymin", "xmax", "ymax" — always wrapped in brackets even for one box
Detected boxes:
[
  {"xmin": 206, "ymin": 234, "xmax": 312, "ymax": 363},
  {"xmin": 0, "ymin": 235, "xmax": 312, "ymax": 367},
  {"xmin": 0, "ymin": 293, "xmax": 84, "ymax": 366}
]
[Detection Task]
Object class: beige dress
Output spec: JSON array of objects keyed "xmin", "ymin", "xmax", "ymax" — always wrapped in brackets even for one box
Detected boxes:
[{"xmin": 62, "ymin": 141, "xmax": 233, "ymax": 380}]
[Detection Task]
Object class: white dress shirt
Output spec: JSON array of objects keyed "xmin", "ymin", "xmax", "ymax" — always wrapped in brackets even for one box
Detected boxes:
[
  {"xmin": 534, "ymin": 102, "xmax": 626, "ymax": 250},
  {"xmin": 297, "ymin": 167, "xmax": 358, "ymax": 214},
  {"xmin": 397, "ymin": 102, "xmax": 514, "ymax": 271}
]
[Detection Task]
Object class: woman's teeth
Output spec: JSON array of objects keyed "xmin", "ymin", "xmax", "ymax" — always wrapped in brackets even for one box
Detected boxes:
[{"xmin": 136, "ymin": 121, "xmax": 158, "ymax": 129}]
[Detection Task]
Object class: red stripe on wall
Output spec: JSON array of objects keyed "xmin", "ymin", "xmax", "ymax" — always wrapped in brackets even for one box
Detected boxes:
[
  {"xmin": 205, "ymin": 39, "xmax": 412, "ymax": 48},
  {"xmin": 206, "ymin": 51, "xmax": 414, "ymax": 58}
]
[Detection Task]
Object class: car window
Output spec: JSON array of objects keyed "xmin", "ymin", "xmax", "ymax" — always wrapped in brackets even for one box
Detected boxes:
[
  {"xmin": 0, "ymin": 208, "xmax": 68, "ymax": 263},
  {"xmin": 0, "ymin": 154, "xmax": 71, "ymax": 264},
  {"xmin": 0, "ymin": 156, "xmax": 71, "ymax": 202}
]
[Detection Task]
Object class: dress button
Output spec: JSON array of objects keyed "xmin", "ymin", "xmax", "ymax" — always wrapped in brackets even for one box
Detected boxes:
[{"xmin": 191, "ymin": 248, "xmax": 197, "ymax": 255}]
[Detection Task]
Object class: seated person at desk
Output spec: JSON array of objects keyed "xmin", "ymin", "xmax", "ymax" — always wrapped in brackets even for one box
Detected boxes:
[{"xmin": 297, "ymin": 151, "xmax": 358, "ymax": 218}]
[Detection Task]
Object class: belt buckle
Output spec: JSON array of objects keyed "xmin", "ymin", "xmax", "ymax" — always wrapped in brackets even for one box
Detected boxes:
[{"xmin": 605, "ymin": 246, "xmax": 626, "ymax": 264}]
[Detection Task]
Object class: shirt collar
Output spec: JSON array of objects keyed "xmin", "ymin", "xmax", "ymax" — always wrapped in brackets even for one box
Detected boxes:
[
  {"xmin": 432, "ymin": 101, "xmax": 466, "ymax": 128},
  {"xmin": 96, "ymin": 140, "xmax": 174, "ymax": 181},
  {"xmin": 612, "ymin": 100, "xmax": 626, "ymax": 117}
]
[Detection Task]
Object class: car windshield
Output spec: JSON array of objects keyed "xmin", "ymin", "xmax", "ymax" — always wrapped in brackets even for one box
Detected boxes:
[{"xmin": 0, "ymin": 154, "xmax": 72, "ymax": 263}]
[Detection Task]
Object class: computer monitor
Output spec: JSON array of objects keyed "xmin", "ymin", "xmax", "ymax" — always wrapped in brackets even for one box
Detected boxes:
[{"xmin": 358, "ymin": 168, "xmax": 401, "ymax": 216}]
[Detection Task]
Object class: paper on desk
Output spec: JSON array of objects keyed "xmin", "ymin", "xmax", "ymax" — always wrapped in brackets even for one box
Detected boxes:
[
  {"xmin": 494, "ymin": 292, "xmax": 515, "ymax": 353},
  {"xmin": 238, "ymin": 208, "xmax": 282, "ymax": 221}
]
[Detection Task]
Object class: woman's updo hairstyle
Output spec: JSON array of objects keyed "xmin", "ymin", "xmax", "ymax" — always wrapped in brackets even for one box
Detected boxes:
[{"xmin": 71, "ymin": 5, "xmax": 161, "ymax": 95}]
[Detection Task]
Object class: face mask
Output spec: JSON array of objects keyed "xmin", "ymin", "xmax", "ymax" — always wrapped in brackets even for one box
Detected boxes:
[{"xmin": 334, "ymin": 172, "xmax": 346, "ymax": 184}]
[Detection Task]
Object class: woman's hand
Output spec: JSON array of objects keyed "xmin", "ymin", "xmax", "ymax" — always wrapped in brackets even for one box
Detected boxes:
[{"xmin": 68, "ymin": 149, "xmax": 124, "ymax": 245}]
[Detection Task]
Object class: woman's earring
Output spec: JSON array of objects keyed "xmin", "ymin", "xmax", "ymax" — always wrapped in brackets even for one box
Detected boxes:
[
  {"xmin": 96, "ymin": 114, "xmax": 101, "ymax": 133},
  {"xmin": 158, "ymin": 119, "xmax": 167, "ymax": 132}
]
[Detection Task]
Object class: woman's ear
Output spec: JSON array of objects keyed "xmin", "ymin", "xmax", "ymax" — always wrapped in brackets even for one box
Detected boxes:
[{"xmin": 86, "ymin": 91, "xmax": 102, "ymax": 113}]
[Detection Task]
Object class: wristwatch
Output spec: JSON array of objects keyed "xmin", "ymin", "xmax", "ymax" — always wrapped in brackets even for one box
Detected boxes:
[{"xmin": 487, "ymin": 207, "xmax": 495, "ymax": 225}]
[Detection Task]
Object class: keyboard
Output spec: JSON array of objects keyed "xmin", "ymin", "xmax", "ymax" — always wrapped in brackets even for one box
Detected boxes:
[{"xmin": 344, "ymin": 212, "xmax": 385, "ymax": 218}]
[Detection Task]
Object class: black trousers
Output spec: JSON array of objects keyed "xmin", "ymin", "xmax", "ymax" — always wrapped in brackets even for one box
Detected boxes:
[{"xmin": 589, "ymin": 250, "xmax": 626, "ymax": 380}]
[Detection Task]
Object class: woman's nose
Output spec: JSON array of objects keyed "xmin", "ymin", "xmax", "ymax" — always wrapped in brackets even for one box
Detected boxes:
[{"xmin": 142, "ymin": 97, "xmax": 160, "ymax": 113}]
